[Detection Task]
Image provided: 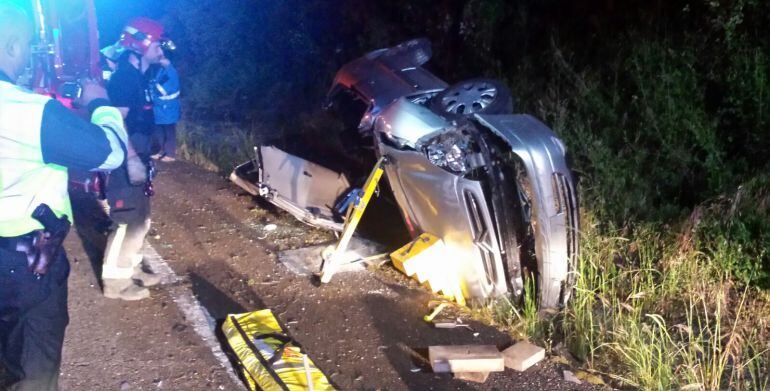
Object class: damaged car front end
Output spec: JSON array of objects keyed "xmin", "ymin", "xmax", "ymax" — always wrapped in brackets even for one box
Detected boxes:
[{"xmin": 232, "ymin": 39, "xmax": 579, "ymax": 308}]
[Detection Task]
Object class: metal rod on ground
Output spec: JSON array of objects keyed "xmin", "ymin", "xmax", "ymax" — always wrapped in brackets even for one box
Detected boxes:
[{"xmin": 345, "ymin": 252, "xmax": 390, "ymax": 266}]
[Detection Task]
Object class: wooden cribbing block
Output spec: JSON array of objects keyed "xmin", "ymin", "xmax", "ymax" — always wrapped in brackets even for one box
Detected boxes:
[
  {"xmin": 454, "ymin": 371, "xmax": 490, "ymax": 383},
  {"xmin": 428, "ymin": 345, "xmax": 504, "ymax": 373},
  {"xmin": 502, "ymin": 341, "xmax": 545, "ymax": 372}
]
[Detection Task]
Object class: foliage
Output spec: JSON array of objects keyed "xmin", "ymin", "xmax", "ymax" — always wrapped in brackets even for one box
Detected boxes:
[
  {"xmin": 175, "ymin": 118, "xmax": 261, "ymax": 174},
  {"xmin": 479, "ymin": 208, "xmax": 769, "ymax": 389},
  {"xmin": 695, "ymin": 175, "xmax": 770, "ymax": 287}
]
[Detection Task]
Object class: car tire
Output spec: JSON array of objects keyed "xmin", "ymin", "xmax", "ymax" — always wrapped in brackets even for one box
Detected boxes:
[{"xmin": 430, "ymin": 78, "xmax": 514, "ymax": 116}]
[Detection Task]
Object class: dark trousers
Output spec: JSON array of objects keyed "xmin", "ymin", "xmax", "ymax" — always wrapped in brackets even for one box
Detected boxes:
[
  {"xmin": 104, "ymin": 165, "xmax": 152, "ymax": 279},
  {"xmin": 153, "ymin": 124, "xmax": 177, "ymax": 158},
  {"xmin": 0, "ymin": 247, "xmax": 69, "ymax": 391}
]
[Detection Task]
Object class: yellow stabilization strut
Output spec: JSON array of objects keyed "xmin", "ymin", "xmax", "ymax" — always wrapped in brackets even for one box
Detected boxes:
[{"xmin": 319, "ymin": 157, "xmax": 386, "ymax": 283}]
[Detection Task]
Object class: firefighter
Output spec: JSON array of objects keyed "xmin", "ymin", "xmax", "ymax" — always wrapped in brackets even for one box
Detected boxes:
[
  {"xmin": 150, "ymin": 52, "xmax": 180, "ymax": 162},
  {"xmin": 99, "ymin": 44, "xmax": 124, "ymax": 82},
  {"xmin": 0, "ymin": 4, "xmax": 139, "ymax": 389},
  {"xmin": 100, "ymin": 17, "xmax": 167, "ymax": 300}
]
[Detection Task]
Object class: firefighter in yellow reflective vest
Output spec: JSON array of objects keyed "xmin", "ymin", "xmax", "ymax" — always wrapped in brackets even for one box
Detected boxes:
[{"xmin": 0, "ymin": 4, "xmax": 143, "ymax": 390}]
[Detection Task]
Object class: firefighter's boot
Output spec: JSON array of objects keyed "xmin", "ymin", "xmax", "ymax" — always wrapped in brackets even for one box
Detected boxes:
[
  {"xmin": 103, "ymin": 279, "xmax": 150, "ymax": 301},
  {"xmin": 132, "ymin": 265, "xmax": 161, "ymax": 287}
]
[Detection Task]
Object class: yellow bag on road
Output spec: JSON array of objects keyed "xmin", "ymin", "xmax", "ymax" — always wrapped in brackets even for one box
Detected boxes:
[{"xmin": 222, "ymin": 310, "xmax": 334, "ymax": 391}]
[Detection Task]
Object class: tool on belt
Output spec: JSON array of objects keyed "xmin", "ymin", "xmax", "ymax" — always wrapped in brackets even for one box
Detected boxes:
[
  {"xmin": 14, "ymin": 204, "xmax": 71, "ymax": 278},
  {"xmin": 144, "ymin": 159, "xmax": 157, "ymax": 197},
  {"xmin": 30, "ymin": 204, "xmax": 70, "ymax": 276}
]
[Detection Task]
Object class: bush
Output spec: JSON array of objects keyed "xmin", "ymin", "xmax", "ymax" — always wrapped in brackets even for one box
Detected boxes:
[
  {"xmin": 695, "ymin": 175, "xmax": 770, "ymax": 287},
  {"xmin": 175, "ymin": 117, "xmax": 262, "ymax": 174}
]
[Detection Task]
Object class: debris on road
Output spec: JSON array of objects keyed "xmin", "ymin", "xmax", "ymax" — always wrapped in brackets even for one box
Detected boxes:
[
  {"xmin": 551, "ymin": 355, "xmax": 571, "ymax": 365},
  {"xmin": 573, "ymin": 370, "xmax": 606, "ymax": 385},
  {"xmin": 453, "ymin": 371, "xmax": 490, "ymax": 383},
  {"xmin": 423, "ymin": 302, "xmax": 449, "ymax": 322},
  {"xmin": 432, "ymin": 321, "xmax": 473, "ymax": 330},
  {"xmin": 263, "ymin": 223, "xmax": 278, "ymax": 232},
  {"xmin": 563, "ymin": 370, "xmax": 582, "ymax": 385},
  {"xmin": 277, "ymin": 237, "xmax": 384, "ymax": 276},
  {"xmin": 428, "ymin": 345, "xmax": 505, "ymax": 373},
  {"xmin": 502, "ymin": 341, "xmax": 546, "ymax": 372}
]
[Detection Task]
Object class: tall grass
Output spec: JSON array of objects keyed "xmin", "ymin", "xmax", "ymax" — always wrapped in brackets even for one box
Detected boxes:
[
  {"xmin": 477, "ymin": 189, "xmax": 769, "ymax": 389},
  {"xmin": 466, "ymin": 211, "xmax": 768, "ymax": 388},
  {"xmin": 176, "ymin": 118, "xmax": 265, "ymax": 173},
  {"xmin": 558, "ymin": 216, "xmax": 769, "ymax": 389}
]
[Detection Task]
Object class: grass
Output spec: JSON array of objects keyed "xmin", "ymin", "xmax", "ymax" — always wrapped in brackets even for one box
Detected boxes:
[
  {"xmin": 477, "ymin": 205, "xmax": 770, "ymax": 390},
  {"xmin": 176, "ymin": 118, "xmax": 265, "ymax": 174}
]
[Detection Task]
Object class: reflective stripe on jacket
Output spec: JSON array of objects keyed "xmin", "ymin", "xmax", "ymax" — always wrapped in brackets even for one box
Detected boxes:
[{"xmin": 152, "ymin": 63, "xmax": 180, "ymax": 125}]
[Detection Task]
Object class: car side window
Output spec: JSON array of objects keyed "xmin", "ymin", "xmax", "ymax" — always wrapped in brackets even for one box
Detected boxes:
[{"xmin": 329, "ymin": 89, "xmax": 369, "ymax": 133}]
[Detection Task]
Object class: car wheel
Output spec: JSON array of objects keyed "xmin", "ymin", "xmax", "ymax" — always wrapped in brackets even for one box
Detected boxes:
[{"xmin": 430, "ymin": 78, "xmax": 514, "ymax": 116}]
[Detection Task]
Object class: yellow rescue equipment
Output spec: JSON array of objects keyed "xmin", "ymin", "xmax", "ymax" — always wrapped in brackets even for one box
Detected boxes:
[
  {"xmin": 319, "ymin": 157, "xmax": 386, "ymax": 283},
  {"xmin": 222, "ymin": 309, "xmax": 335, "ymax": 390}
]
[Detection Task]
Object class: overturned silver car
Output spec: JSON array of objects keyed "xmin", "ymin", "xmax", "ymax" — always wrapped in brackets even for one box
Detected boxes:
[{"xmin": 232, "ymin": 39, "xmax": 579, "ymax": 308}]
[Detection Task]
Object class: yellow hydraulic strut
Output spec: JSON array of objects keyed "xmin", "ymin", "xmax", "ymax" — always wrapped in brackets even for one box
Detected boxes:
[{"xmin": 319, "ymin": 157, "xmax": 386, "ymax": 283}]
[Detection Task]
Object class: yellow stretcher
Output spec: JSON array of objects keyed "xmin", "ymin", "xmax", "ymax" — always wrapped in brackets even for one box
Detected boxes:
[{"xmin": 222, "ymin": 310, "xmax": 335, "ymax": 391}]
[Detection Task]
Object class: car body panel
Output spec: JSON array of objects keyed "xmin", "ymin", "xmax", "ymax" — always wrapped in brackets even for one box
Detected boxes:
[
  {"xmin": 375, "ymin": 98, "xmax": 447, "ymax": 149},
  {"xmin": 231, "ymin": 146, "xmax": 350, "ymax": 232},
  {"xmin": 474, "ymin": 114, "xmax": 579, "ymax": 307},
  {"xmin": 378, "ymin": 144, "xmax": 509, "ymax": 299}
]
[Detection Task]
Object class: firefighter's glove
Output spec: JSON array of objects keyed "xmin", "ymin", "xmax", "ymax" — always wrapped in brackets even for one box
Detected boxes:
[{"xmin": 127, "ymin": 155, "xmax": 148, "ymax": 186}]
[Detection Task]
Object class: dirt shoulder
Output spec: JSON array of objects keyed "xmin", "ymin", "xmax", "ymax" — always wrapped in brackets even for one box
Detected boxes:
[{"xmin": 55, "ymin": 160, "xmax": 591, "ymax": 390}]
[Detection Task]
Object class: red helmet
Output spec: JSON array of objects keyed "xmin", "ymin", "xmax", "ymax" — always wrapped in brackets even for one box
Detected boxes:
[{"xmin": 118, "ymin": 17, "xmax": 164, "ymax": 55}]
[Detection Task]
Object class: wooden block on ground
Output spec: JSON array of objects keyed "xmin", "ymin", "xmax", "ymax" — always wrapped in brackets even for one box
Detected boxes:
[
  {"xmin": 502, "ymin": 341, "xmax": 545, "ymax": 372},
  {"xmin": 429, "ymin": 345, "xmax": 504, "ymax": 373},
  {"xmin": 454, "ymin": 371, "xmax": 490, "ymax": 383}
]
